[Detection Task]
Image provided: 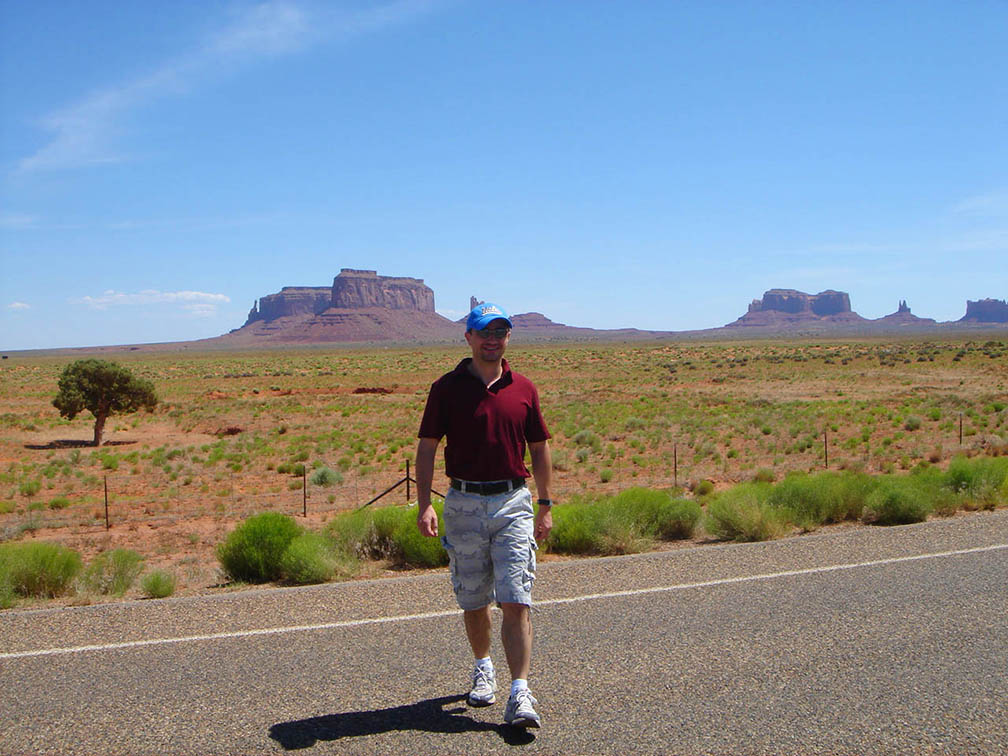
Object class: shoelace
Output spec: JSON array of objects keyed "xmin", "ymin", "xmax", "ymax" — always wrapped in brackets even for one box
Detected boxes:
[
  {"xmin": 472, "ymin": 667, "xmax": 494, "ymax": 688},
  {"xmin": 512, "ymin": 689, "xmax": 537, "ymax": 708}
]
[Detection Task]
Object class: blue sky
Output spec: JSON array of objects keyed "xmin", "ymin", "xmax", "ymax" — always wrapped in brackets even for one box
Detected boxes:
[{"xmin": 2, "ymin": 0, "xmax": 1006, "ymax": 350}]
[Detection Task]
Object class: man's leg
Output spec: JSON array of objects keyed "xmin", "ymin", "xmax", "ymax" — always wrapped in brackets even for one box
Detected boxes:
[
  {"xmin": 499, "ymin": 602, "xmax": 531, "ymax": 680},
  {"xmin": 500, "ymin": 601, "xmax": 540, "ymax": 727},
  {"xmin": 463, "ymin": 604, "xmax": 497, "ymax": 706},
  {"xmin": 463, "ymin": 605, "xmax": 492, "ymax": 659},
  {"xmin": 489, "ymin": 488, "xmax": 541, "ymax": 726}
]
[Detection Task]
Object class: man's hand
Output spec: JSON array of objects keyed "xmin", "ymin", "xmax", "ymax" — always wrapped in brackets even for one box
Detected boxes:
[
  {"xmin": 533, "ymin": 506, "xmax": 552, "ymax": 543},
  {"xmin": 415, "ymin": 437, "xmax": 440, "ymax": 537},
  {"xmin": 417, "ymin": 504, "xmax": 438, "ymax": 538}
]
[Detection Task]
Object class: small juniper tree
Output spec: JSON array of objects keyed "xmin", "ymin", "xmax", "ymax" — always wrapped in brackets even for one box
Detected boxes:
[{"xmin": 52, "ymin": 359, "xmax": 157, "ymax": 446}]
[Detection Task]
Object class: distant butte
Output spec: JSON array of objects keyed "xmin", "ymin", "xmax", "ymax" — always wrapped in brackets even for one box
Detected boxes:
[
  {"xmin": 721, "ymin": 289, "xmax": 1008, "ymax": 333},
  {"xmin": 727, "ymin": 289, "xmax": 866, "ymax": 328},
  {"xmin": 225, "ymin": 269, "xmax": 458, "ymax": 344},
  {"xmin": 960, "ymin": 298, "xmax": 1008, "ymax": 324},
  {"xmin": 212, "ymin": 275, "xmax": 1006, "ymax": 346},
  {"xmin": 224, "ymin": 270, "xmax": 671, "ymax": 344},
  {"xmin": 876, "ymin": 300, "xmax": 936, "ymax": 327}
]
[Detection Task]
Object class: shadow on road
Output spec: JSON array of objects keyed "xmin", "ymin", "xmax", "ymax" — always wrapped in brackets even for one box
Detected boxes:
[{"xmin": 268, "ymin": 694, "xmax": 535, "ymax": 750}]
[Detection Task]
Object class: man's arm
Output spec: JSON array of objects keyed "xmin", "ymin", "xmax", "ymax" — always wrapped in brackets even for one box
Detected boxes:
[
  {"xmin": 415, "ymin": 437, "xmax": 440, "ymax": 537},
  {"xmin": 528, "ymin": 439, "xmax": 553, "ymax": 543}
]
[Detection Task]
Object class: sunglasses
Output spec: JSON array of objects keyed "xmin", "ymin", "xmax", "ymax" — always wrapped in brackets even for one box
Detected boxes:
[{"xmin": 474, "ymin": 327, "xmax": 510, "ymax": 339}]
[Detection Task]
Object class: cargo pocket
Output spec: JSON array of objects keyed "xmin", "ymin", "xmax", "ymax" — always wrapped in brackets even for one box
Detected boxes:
[
  {"xmin": 440, "ymin": 536, "xmax": 462, "ymax": 594},
  {"xmin": 522, "ymin": 535, "xmax": 538, "ymax": 593}
]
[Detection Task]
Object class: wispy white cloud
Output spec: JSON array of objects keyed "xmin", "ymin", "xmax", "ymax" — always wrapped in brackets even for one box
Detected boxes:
[
  {"xmin": 6, "ymin": 302, "xmax": 31, "ymax": 311},
  {"xmin": 951, "ymin": 191, "xmax": 1008, "ymax": 218},
  {"xmin": 19, "ymin": 0, "xmax": 445, "ymax": 173},
  {"xmin": 209, "ymin": 1, "xmax": 311, "ymax": 57},
  {"xmin": 183, "ymin": 303, "xmax": 222, "ymax": 318},
  {"xmin": 103, "ymin": 212, "xmax": 284, "ymax": 231},
  {"xmin": 0, "ymin": 214, "xmax": 38, "ymax": 229},
  {"xmin": 72, "ymin": 290, "xmax": 231, "ymax": 312},
  {"xmin": 943, "ymin": 228, "xmax": 1008, "ymax": 252}
]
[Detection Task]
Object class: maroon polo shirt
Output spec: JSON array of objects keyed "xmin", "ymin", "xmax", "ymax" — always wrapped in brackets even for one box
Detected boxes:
[{"xmin": 418, "ymin": 358, "xmax": 551, "ymax": 482}]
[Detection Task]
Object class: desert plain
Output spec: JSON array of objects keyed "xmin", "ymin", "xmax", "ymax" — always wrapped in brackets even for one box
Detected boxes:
[{"xmin": 1, "ymin": 334, "xmax": 1006, "ymax": 607}]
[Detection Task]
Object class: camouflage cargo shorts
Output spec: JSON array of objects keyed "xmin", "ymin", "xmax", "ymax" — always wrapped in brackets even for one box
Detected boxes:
[{"xmin": 439, "ymin": 484, "xmax": 537, "ymax": 610}]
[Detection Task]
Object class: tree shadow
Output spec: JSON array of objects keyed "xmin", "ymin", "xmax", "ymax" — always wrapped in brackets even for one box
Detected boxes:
[
  {"xmin": 23, "ymin": 439, "xmax": 135, "ymax": 450},
  {"xmin": 268, "ymin": 694, "xmax": 535, "ymax": 750}
]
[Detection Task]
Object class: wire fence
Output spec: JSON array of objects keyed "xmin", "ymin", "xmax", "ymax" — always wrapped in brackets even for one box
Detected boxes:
[{"xmin": 4, "ymin": 411, "xmax": 988, "ymax": 535}]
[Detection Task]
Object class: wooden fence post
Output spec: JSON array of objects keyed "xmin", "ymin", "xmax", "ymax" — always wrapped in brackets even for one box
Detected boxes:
[{"xmin": 673, "ymin": 443, "xmax": 678, "ymax": 488}]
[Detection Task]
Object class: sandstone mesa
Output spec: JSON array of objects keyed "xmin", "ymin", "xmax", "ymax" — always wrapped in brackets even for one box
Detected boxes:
[{"xmin": 219, "ymin": 269, "xmax": 1007, "ymax": 345}]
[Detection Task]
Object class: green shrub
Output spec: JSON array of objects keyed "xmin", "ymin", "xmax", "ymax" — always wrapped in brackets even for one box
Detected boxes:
[
  {"xmin": 769, "ymin": 472, "xmax": 877, "ymax": 529},
  {"xmin": 945, "ymin": 455, "xmax": 1008, "ymax": 509},
  {"xmin": 79, "ymin": 548, "xmax": 144, "ymax": 596},
  {"xmin": 945, "ymin": 455, "xmax": 974, "ymax": 494},
  {"xmin": 141, "ymin": 569, "xmax": 176, "ymax": 599},
  {"xmin": 0, "ymin": 576, "xmax": 15, "ymax": 609},
  {"xmin": 931, "ymin": 485, "xmax": 962, "ymax": 517},
  {"xmin": 280, "ymin": 532, "xmax": 354, "ymax": 584},
  {"xmin": 18, "ymin": 479, "xmax": 41, "ymax": 497},
  {"xmin": 326, "ymin": 501, "xmax": 447, "ymax": 568},
  {"xmin": 548, "ymin": 488, "xmax": 699, "ymax": 555},
  {"xmin": 277, "ymin": 461, "xmax": 307, "ymax": 477},
  {"xmin": 48, "ymin": 496, "xmax": 71, "ymax": 510},
  {"xmin": 693, "ymin": 479, "xmax": 715, "ymax": 497},
  {"xmin": 550, "ymin": 500, "xmax": 650, "ymax": 555},
  {"xmin": 663, "ymin": 498, "xmax": 703, "ymax": 539},
  {"xmin": 753, "ymin": 469, "xmax": 775, "ymax": 484},
  {"xmin": 326, "ymin": 508, "xmax": 380, "ymax": 559},
  {"xmin": 572, "ymin": 430, "xmax": 601, "ymax": 452},
  {"xmin": 0, "ymin": 501, "xmax": 15, "ymax": 514},
  {"xmin": 862, "ymin": 480, "xmax": 932, "ymax": 525},
  {"xmin": 217, "ymin": 512, "xmax": 303, "ymax": 582},
  {"xmin": 0, "ymin": 541, "xmax": 82, "ymax": 597},
  {"xmin": 611, "ymin": 487, "xmax": 701, "ymax": 540},
  {"xmin": 705, "ymin": 484, "xmax": 790, "ymax": 542},
  {"xmin": 372, "ymin": 505, "xmax": 448, "ymax": 568},
  {"xmin": 549, "ymin": 503, "xmax": 606, "ymax": 554},
  {"xmin": 310, "ymin": 466, "xmax": 342, "ymax": 487},
  {"xmin": 904, "ymin": 416, "xmax": 922, "ymax": 431}
]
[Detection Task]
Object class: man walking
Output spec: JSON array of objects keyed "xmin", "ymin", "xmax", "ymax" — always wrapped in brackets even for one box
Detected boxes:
[{"xmin": 416, "ymin": 302, "xmax": 554, "ymax": 728}]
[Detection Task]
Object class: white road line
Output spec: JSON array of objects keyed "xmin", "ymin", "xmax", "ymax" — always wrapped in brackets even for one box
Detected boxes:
[{"xmin": 2, "ymin": 543, "xmax": 1005, "ymax": 661}]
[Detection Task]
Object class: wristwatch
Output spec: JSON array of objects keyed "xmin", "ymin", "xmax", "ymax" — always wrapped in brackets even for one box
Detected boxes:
[{"xmin": 537, "ymin": 498, "xmax": 553, "ymax": 507}]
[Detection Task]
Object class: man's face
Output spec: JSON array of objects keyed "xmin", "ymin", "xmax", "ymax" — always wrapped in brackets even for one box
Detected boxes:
[{"xmin": 465, "ymin": 318, "xmax": 511, "ymax": 363}]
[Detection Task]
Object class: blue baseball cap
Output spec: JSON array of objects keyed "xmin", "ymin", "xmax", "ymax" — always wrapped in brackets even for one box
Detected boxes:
[{"xmin": 466, "ymin": 302, "xmax": 513, "ymax": 331}]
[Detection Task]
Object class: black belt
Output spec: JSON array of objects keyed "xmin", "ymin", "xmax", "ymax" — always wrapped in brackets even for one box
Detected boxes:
[{"xmin": 450, "ymin": 478, "xmax": 526, "ymax": 495}]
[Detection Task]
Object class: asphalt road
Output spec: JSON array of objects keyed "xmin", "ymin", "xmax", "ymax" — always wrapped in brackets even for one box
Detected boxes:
[{"xmin": 2, "ymin": 510, "xmax": 1007, "ymax": 756}]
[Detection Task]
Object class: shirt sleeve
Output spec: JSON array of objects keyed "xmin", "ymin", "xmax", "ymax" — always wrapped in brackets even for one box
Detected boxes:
[
  {"xmin": 417, "ymin": 380, "xmax": 446, "ymax": 440},
  {"xmin": 524, "ymin": 383, "xmax": 551, "ymax": 443}
]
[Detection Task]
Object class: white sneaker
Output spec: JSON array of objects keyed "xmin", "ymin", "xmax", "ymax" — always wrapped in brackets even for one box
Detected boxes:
[
  {"xmin": 504, "ymin": 688, "xmax": 541, "ymax": 728},
  {"xmin": 467, "ymin": 664, "xmax": 497, "ymax": 706}
]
